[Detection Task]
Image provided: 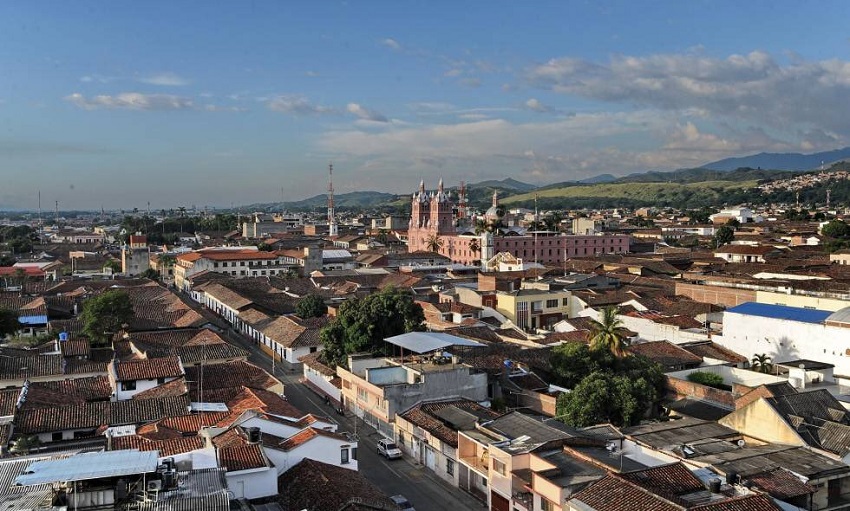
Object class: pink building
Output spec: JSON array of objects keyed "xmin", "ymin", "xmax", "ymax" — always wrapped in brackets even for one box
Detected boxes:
[{"xmin": 407, "ymin": 181, "xmax": 631, "ymax": 265}]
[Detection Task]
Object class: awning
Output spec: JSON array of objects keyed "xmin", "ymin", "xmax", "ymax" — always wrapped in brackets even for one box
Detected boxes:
[
  {"xmin": 15, "ymin": 450, "xmax": 159, "ymax": 486},
  {"xmin": 384, "ymin": 331, "xmax": 484, "ymax": 354}
]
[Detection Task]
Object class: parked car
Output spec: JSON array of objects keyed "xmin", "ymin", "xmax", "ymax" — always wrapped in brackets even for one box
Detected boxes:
[
  {"xmin": 391, "ymin": 494, "xmax": 415, "ymax": 510},
  {"xmin": 377, "ymin": 438, "xmax": 403, "ymax": 459}
]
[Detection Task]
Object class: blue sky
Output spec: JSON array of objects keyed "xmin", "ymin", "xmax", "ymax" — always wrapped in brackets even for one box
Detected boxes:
[{"xmin": 2, "ymin": 1, "xmax": 850, "ymax": 210}]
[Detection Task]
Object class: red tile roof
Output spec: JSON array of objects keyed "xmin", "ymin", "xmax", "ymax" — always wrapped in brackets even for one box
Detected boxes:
[
  {"xmin": 131, "ymin": 377, "xmax": 188, "ymax": 400},
  {"xmin": 16, "ymin": 395, "xmax": 190, "ymax": 434},
  {"xmin": 23, "ymin": 376, "xmax": 113, "ymax": 408},
  {"xmin": 113, "ymin": 356, "xmax": 184, "ymax": 381},
  {"xmin": 111, "ymin": 434, "xmax": 204, "ymax": 457},
  {"xmin": 277, "ymin": 459, "xmax": 394, "ymax": 511},
  {"xmin": 628, "ymin": 341, "xmax": 704, "ymax": 367},
  {"xmin": 185, "ymin": 361, "xmax": 280, "ymax": 398},
  {"xmin": 218, "ymin": 443, "xmax": 269, "ymax": 472},
  {"xmin": 277, "ymin": 427, "xmax": 349, "ymax": 451},
  {"xmin": 397, "ymin": 399, "xmax": 499, "ymax": 447},
  {"xmin": 746, "ymin": 468, "xmax": 815, "ymax": 500}
]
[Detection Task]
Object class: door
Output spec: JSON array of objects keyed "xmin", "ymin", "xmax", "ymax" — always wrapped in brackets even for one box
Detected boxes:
[{"xmin": 425, "ymin": 446, "xmax": 436, "ymax": 470}]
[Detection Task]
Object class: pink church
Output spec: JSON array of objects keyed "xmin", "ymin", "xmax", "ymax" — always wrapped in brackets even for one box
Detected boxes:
[{"xmin": 407, "ymin": 180, "xmax": 631, "ymax": 265}]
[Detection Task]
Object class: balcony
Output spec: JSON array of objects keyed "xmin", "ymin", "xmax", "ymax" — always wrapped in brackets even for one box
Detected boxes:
[{"xmin": 460, "ymin": 455, "xmax": 489, "ymax": 476}]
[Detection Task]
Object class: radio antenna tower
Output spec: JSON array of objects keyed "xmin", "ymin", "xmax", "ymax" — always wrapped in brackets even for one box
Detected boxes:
[{"xmin": 328, "ymin": 162, "xmax": 338, "ymax": 237}]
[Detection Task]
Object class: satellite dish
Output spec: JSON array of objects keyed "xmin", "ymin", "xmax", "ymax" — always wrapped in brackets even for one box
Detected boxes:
[{"xmin": 737, "ymin": 439, "xmax": 746, "ymax": 447}]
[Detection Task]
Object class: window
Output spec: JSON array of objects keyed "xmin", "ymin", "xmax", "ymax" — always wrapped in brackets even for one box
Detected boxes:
[
  {"xmin": 562, "ymin": 297, "xmax": 569, "ymax": 306},
  {"xmin": 357, "ymin": 387, "xmax": 368, "ymax": 402},
  {"xmin": 546, "ymin": 299, "xmax": 558, "ymax": 308},
  {"xmin": 52, "ymin": 432, "xmax": 63, "ymax": 442},
  {"xmin": 351, "ymin": 446, "xmax": 358, "ymax": 460},
  {"xmin": 446, "ymin": 458, "xmax": 454, "ymax": 476},
  {"xmin": 157, "ymin": 377, "xmax": 166, "ymax": 385},
  {"xmin": 492, "ymin": 458, "xmax": 506, "ymax": 475},
  {"xmin": 541, "ymin": 498, "xmax": 554, "ymax": 511},
  {"xmin": 341, "ymin": 448, "xmax": 349, "ymax": 464},
  {"xmin": 122, "ymin": 380, "xmax": 137, "ymax": 391},
  {"xmin": 310, "ymin": 346, "xmax": 318, "ymax": 353}
]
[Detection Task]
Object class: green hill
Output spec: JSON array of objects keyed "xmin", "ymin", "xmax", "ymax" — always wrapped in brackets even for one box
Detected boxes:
[{"xmin": 502, "ymin": 180, "xmax": 760, "ymax": 209}]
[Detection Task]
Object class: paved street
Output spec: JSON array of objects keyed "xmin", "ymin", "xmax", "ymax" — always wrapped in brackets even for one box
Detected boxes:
[{"xmin": 220, "ymin": 327, "xmax": 487, "ymax": 511}]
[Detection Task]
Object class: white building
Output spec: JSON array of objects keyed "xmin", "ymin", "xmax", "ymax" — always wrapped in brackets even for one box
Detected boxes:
[{"xmin": 717, "ymin": 302, "xmax": 850, "ymax": 376}]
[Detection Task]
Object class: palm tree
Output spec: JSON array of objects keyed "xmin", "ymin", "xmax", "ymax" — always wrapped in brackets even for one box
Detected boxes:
[
  {"xmin": 426, "ymin": 234, "xmax": 443, "ymax": 253},
  {"xmin": 468, "ymin": 239, "xmax": 480, "ymax": 256},
  {"xmin": 751, "ymin": 353, "xmax": 773, "ymax": 374},
  {"xmin": 587, "ymin": 306, "xmax": 630, "ymax": 357}
]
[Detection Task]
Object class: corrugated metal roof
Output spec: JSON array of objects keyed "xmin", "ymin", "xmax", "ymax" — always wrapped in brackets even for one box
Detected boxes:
[
  {"xmin": 14, "ymin": 449, "xmax": 159, "ymax": 486},
  {"xmin": 725, "ymin": 302, "xmax": 832, "ymax": 324},
  {"xmin": 385, "ymin": 331, "xmax": 485, "ymax": 354}
]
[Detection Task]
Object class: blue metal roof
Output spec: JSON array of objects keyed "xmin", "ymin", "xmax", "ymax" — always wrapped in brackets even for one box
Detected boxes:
[{"xmin": 725, "ymin": 302, "xmax": 832, "ymax": 324}]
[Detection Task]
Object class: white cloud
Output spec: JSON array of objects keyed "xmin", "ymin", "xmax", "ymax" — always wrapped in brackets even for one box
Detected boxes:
[
  {"xmin": 139, "ymin": 72, "xmax": 190, "ymax": 86},
  {"xmin": 381, "ymin": 38, "xmax": 402, "ymax": 51},
  {"xmin": 525, "ymin": 98, "xmax": 550, "ymax": 113},
  {"xmin": 526, "ymin": 50, "xmax": 850, "ymax": 137},
  {"xmin": 267, "ymin": 95, "xmax": 336, "ymax": 115},
  {"xmin": 64, "ymin": 92, "xmax": 194, "ymax": 111},
  {"xmin": 346, "ymin": 103, "xmax": 388, "ymax": 122}
]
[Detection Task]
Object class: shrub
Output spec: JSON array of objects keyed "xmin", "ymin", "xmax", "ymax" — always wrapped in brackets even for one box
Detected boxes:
[{"xmin": 687, "ymin": 371, "xmax": 726, "ymax": 389}]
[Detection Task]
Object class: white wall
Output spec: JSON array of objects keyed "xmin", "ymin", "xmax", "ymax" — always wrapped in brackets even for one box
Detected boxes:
[
  {"xmin": 115, "ymin": 376, "xmax": 178, "ymax": 401},
  {"xmin": 302, "ymin": 367, "xmax": 341, "ymax": 403},
  {"xmin": 719, "ymin": 312, "xmax": 850, "ymax": 375},
  {"xmin": 264, "ymin": 434, "xmax": 358, "ymax": 475},
  {"xmin": 226, "ymin": 467, "xmax": 278, "ymax": 500}
]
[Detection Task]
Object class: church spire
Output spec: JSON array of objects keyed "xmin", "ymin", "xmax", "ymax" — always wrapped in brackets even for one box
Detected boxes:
[{"xmin": 492, "ymin": 189, "xmax": 499, "ymax": 208}]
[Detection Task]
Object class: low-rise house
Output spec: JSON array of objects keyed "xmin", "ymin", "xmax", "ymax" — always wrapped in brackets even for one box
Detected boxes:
[
  {"xmin": 337, "ymin": 333, "xmax": 488, "ymax": 437},
  {"xmin": 299, "ymin": 351, "xmax": 342, "ymax": 408},
  {"xmin": 109, "ymin": 356, "xmax": 185, "ymax": 401},
  {"xmin": 395, "ymin": 398, "xmax": 500, "ymax": 486},
  {"xmin": 713, "ymin": 245, "xmax": 782, "ymax": 263}
]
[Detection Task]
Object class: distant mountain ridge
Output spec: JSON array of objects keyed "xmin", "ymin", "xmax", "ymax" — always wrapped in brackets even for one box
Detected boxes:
[{"xmin": 702, "ymin": 147, "xmax": 850, "ymax": 171}]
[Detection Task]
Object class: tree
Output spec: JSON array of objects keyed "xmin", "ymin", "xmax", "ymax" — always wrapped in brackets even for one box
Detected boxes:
[
  {"xmin": 81, "ymin": 290, "xmax": 134, "ymax": 345},
  {"xmin": 555, "ymin": 372, "xmax": 658, "ymax": 427},
  {"xmin": 587, "ymin": 307, "xmax": 630, "ymax": 357},
  {"xmin": 714, "ymin": 225, "xmax": 735, "ymax": 247},
  {"xmin": 726, "ymin": 218, "xmax": 741, "ymax": 228},
  {"xmin": 140, "ymin": 268, "xmax": 160, "ymax": 280},
  {"xmin": 296, "ymin": 295, "xmax": 328, "ymax": 318},
  {"xmin": 320, "ymin": 287, "xmax": 425, "ymax": 368},
  {"xmin": 0, "ymin": 309, "xmax": 20, "ymax": 338},
  {"xmin": 550, "ymin": 341, "xmax": 616, "ymax": 389},
  {"xmin": 821, "ymin": 220, "xmax": 850, "ymax": 239},
  {"xmin": 103, "ymin": 259, "xmax": 122, "ymax": 274},
  {"xmin": 468, "ymin": 239, "xmax": 480, "ymax": 257},
  {"xmin": 751, "ymin": 353, "xmax": 773, "ymax": 374},
  {"xmin": 425, "ymin": 234, "xmax": 443, "ymax": 253}
]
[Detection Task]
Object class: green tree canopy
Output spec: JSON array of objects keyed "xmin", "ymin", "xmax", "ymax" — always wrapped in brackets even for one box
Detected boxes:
[
  {"xmin": 714, "ymin": 225, "xmax": 735, "ymax": 247},
  {"xmin": 550, "ymin": 341, "xmax": 665, "ymax": 427},
  {"xmin": 822, "ymin": 220, "xmax": 850, "ymax": 239},
  {"xmin": 80, "ymin": 290, "xmax": 134, "ymax": 345},
  {"xmin": 0, "ymin": 309, "xmax": 21, "ymax": 338},
  {"xmin": 296, "ymin": 294, "xmax": 328, "ymax": 318},
  {"xmin": 320, "ymin": 287, "xmax": 425, "ymax": 368},
  {"xmin": 555, "ymin": 372, "xmax": 659, "ymax": 427}
]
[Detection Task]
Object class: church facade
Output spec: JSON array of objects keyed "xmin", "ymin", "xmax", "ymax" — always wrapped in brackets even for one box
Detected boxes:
[{"xmin": 407, "ymin": 180, "xmax": 631, "ymax": 266}]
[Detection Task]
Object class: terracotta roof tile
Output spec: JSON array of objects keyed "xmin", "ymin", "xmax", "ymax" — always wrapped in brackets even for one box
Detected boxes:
[
  {"xmin": 113, "ymin": 356, "xmax": 184, "ymax": 381},
  {"xmin": 185, "ymin": 361, "xmax": 280, "ymax": 399},
  {"xmin": 628, "ymin": 341, "xmax": 704, "ymax": 367},
  {"xmin": 277, "ymin": 459, "xmax": 394, "ymax": 511},
  {"xmin": 23, "ymin": 376, "xmax": 113, "ymax": 408},
  {"xmin": 16, "ymin": 395, "xmax": 190, "ymax": 434},
  {"xmin": 111, "ymin": 435, "xmax": 205, "ymax": 457},
  {"xmin": 131, "ymin": 377, "xmax": 188, "ymax": 400},
  {"xmin": 218, "ymin": 443, "xmax": 269, "ymax": 472}
]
